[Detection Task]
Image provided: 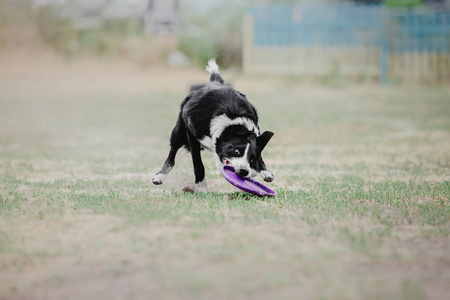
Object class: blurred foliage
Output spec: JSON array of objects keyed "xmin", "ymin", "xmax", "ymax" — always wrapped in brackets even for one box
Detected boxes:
[
  {"xmin": 35, "ymin": 7, "xmax": 78, "ymax": 58},
  {"xmin": 0, "ymin": 0, "xmax": 33, "ymax": 27},
  {"xmin": 385, "ymin": 0, "xmax": 422, "ymax": 7},
  {"xmin": 177, "ymin": 2, "xmax": 244, "ymax": 68},
  {"xmin": 0, "ymin": 0, "xmax": 173, "ymax": 65},
  {"xmin": 34, "ymin": 6, "xmax": 174, "ymax": 65},
  {"xmin": 4, "ymin": 0, "xmax": 421, "ymax": 69},
  {"xmin": 178, "ymin": 35, "xmax": 220, "ymax": 67},
  {"xmin": 0, "ymin": 0, "xmax": 244, "ymax": 67},
  {"xmin": 0, "ymin": 0, "xmax": 36, "ymax": 48}
]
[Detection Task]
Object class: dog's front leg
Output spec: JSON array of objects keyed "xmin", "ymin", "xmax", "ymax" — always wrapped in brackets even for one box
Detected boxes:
[
  {"xmin": 255, "ymin": 157, "xmax": 274, "ymax": 182},
  {"xmin": 187, "ymin": 131, "xmax": 208, "ymax": 193}
]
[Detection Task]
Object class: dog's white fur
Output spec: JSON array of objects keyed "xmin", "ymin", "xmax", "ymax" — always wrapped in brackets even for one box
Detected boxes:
[
  {"xmin": 260, "ymin": 170, "xmax": 274, "ymax": 182},
  {"xmin": 152, "ymin": 171, "xmax": 168, "ymax": 185},
  {"xmin": 198, "ymin": 136, "xmax": 214, "ymax": 151},
  {"xmin": 226, "ymin": 143, "xmax": 251, "ymax": 176},
  {"xmin": 205, "ymin": 59, "xmax": 219, "ymax": 75},
  {"xmin": 210, "ymin": 114, "xmax": 260, "ymax": 143},
  {"xmin": 195, "ymin": 178, "xmax": 208, "ymax": 193}
]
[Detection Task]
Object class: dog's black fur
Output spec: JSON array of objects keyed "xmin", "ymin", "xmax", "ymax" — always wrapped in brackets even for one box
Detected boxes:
[{"xmin": 153, "ymin": 59, "xmax": 274, "ymax": 192}]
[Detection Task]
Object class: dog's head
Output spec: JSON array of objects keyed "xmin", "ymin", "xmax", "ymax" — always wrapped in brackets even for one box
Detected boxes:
[{"xmin": 215, "ymin": 126, "xmax": 274, "ymax": 178}]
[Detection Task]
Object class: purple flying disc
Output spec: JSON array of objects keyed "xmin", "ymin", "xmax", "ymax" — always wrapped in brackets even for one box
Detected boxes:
[{"xmin": 220, "ymin": 166, "xmax": 276, "ymax": 197}]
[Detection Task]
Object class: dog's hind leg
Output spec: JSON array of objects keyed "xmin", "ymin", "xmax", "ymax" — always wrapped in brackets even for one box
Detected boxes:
[
  {"xmin": 186, "ymin": 131, "xmax": 207, "ymax": 193},
  {"xmin": 152, "ymin": 117, "xmax": 187, "ymax": 185}
]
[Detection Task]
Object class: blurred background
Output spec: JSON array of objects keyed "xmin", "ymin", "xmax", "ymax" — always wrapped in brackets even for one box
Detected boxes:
[
  {"xmin": 1, "ymin": 3, "xmax": 450, "ymax": 298},
  {"xmin": 1, "ymin": 0, "xmax": 449, "ymax": 84}
]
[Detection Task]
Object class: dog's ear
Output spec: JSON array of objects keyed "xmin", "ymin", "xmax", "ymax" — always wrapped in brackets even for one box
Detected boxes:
[
  {"xmin": 257, "ymin": 131, "xmax": 274, "ymax": 152},
  {"xmin": 247, "ymin": 133, "xmax": 257, "ymax": 142}
]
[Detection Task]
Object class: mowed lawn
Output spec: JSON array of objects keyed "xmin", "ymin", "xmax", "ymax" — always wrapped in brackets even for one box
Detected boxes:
[{"xmin": 0, "ymin": 56, "xmax": 449, "ymax": 300}]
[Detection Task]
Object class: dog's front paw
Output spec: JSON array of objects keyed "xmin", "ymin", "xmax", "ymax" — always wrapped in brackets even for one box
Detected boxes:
[
  {"xmin": 260, "ymin": 170, "xmax": 274, "ymax": 182},
  {"xmin": 194, "ymin": 179, "xmax": 208, "ymax": 193},
  {"xmin": 152, "ymin": 173, "xmax": 167, "ymax": 185}
]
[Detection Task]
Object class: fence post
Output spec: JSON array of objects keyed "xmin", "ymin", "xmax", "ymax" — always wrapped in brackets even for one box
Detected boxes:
[
  {"xmin": 379, "ymin": 10, "xmax": 389, "ymax": 85},
  {"xmin": 379, "ymin": 37, "xmax": 389, "ymax": 84},
  {"xmin": 243, "ymin": 13, "xmax": 254, "ymax": 75}
]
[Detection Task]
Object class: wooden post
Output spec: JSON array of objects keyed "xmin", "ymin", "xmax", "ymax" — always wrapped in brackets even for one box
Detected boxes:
[
  {"xmin": 243, "ymin": 14, "xmax": 254, "ymax": 75},
  {"xmin": 379, "ymin": 33, "xmax": 389, "ymax": 84},
  {"xmin": 379, "ymin": 10, "xmax": 389, "ymax": 85}
]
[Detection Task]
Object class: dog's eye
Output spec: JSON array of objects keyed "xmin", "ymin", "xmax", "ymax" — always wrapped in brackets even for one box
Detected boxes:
[
  {"xmin": 235, "ymin": 149, "xmax": 240, "ymax": 155},
  {"xmin": 250, "ymin": 159, "xmax": 254, "ymax": 163}
]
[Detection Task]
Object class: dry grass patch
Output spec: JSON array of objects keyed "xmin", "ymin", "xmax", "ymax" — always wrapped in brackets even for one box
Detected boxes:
[{"xmin": 0, "ymin": 52, "xmax": 449, "ymax": 299}]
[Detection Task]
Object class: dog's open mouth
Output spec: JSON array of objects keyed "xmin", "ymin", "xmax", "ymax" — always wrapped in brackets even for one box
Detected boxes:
[{"xmin": 223, "ymin": 159, "xmax": 231, "ymax": 166}]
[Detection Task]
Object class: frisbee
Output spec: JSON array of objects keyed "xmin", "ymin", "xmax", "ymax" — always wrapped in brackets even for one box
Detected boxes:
[{"xmin": 220, "ymin": 166, "xmax": 276, "ymax": 197}]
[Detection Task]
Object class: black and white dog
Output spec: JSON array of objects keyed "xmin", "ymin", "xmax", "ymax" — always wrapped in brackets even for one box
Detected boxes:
[{"xmin": 152, "ymin": 59, "xmax": 274, "ymax": 192}]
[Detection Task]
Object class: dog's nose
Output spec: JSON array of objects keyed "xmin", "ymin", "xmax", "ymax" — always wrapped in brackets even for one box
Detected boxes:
[{"xmin": 237, "ymin": 169, "xmax": 249, "ymax": 177}]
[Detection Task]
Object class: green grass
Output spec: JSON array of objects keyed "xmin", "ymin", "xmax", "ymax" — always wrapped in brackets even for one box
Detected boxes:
[{"xmin": 0, "ymin": 67, "xmax": 449, "ymax": 299}]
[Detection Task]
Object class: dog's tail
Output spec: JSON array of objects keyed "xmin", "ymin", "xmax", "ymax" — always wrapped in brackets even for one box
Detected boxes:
[{"xmin": 206, "ymin": 59, "xmax": 224, "ymax": 84}]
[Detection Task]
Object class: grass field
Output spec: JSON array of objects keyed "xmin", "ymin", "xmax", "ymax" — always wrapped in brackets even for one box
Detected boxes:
[{"xmin": 0, "ymin": 54, "xmax": 449, "ymax": 300}]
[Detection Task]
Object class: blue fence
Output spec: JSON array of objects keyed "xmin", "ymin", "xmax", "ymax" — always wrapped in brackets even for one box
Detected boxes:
[
  {"xmin": 244, "ymin": 3, "xmax": 450, "ymax": 83},
  {"xmin": 248, "ymin": 4, "xmax": 383, "ymax": 47},
  {"xmin": 390, "ymin": 10, "xmax": 450, "ymax": 52}
]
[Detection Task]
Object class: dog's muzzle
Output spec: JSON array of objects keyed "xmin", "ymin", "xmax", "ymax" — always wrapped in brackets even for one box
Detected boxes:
[{"xmin": 237, "ymin": 169, "xmax": 249, "ymax": 177}]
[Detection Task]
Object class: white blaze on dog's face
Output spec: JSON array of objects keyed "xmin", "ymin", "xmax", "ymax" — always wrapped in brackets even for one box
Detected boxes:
[
  {"xmin": 214, "ymin": 124, "xmax": 274, "ymax": 179},
  {"xmin": 215, "ymin": 133, "xmax": 253, "ymax": 178},
  {"xmin": 215, "ymin": 133, "xmax": 259, "ymax": 178},
  {"xmin": 222, "ymin": 143, "xmax": 252, "ymax": 178}
]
